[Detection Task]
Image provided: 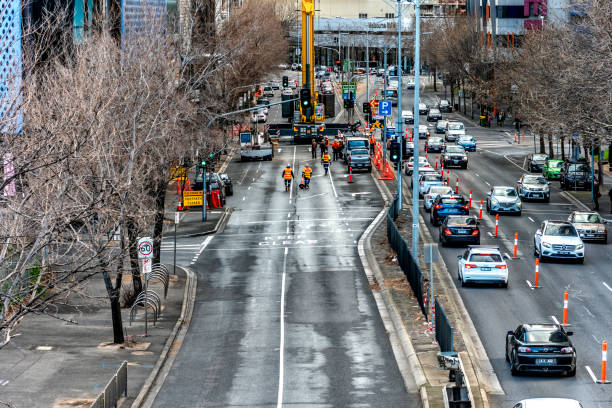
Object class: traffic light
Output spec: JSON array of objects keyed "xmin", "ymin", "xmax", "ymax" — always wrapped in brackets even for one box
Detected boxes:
[
  {"xmin": 282, "ymin": 76, "xmax": 288, "ymax": 88},
  {"xmin": 363, "ymin": 102, "xmax": 371, "ymax": 114},
  {"xmin": 300, "ymin": 88, "xmax": 312, "ymax": 118},
  {"xmin": 390, "ymin": 141, "xmax": 400, "ymax": 163},
  {"xmin": 344, "ymin": 98, "xmax": 354, "ymax": 109}
]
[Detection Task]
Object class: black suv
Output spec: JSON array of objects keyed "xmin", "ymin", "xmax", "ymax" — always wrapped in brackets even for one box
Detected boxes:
[
  {"xmin": 560, "ymin": 161, "xmax": 593, "ymax": 190},
  {"xmin": 440, "ymin": 145, "xmax": 468, "ymax": 169}
]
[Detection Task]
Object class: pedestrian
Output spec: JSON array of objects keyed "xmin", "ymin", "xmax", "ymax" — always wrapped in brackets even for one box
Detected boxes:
[
  {"xmin": 514, "ymin": 118, "xmax": 520, "ymax": 132},
  {"xmin": 497, "ymin": 112, "xmax": 502, "ymax": 126},
  {"xmin": 282, "ymin": 163, "xmax": 295, "ymax": 192},
  {"xmin": 324, "ymin": 137, "xmax": 330, "ymax": 153},
  {"xmin": 321, "ymin": 151, "xmax": 331, "ymax": 175},
  {"xmin": 311, "ymin": 139, "xmax": 317, "ymax": 159},
  {"xmin": 486, "ymin": 112, "xmax": 492, "ymax": 128},
  {"xmin": 608, "ymin": 187, "xmax": 612, "ymax": 213},
  {"xmin": 500, "ymin": 111, "xmax": 506, "ymax": 127},
  {"xmin": 302, "ymin": 165, "xmax": 312, "ymax": 189},
  {"xmin": 319, "ymin": 139, "xmax": 326, "ymax": 156},
  {"xmin": 593, "ymin": 180, "xmax": 600, "ymax": 210}
]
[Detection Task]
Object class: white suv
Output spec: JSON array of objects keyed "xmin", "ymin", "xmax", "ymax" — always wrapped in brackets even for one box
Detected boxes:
[
  {"xmin": 457, "ymin": 246, "xmax": 508, "ymax": 287},
  {"xmin": 534, "ymin": 220, "xmax": 584, "ymax": 263}
]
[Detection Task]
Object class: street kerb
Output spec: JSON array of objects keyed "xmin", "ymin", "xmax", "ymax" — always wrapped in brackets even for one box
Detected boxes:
[{"xmin": 131, "ymin": 265, "xmax": 197, "ymax": 408}]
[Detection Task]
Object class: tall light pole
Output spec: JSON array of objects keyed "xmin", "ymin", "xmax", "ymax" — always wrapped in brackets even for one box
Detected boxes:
[
  {"xmin": 395, "ymin": 0, "xmax": 404, "ymax": 211},
  {"xmin": 411, "ymin": 0, "xmax": 421, "ymax": 256}
]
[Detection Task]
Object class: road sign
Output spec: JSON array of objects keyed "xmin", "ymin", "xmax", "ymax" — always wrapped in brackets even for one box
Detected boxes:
[
  {"xmin": 378, "ymin": 100, "xmax": 392, "ymax": 116},
  {"xmin": 142, "ymin": 258, "xmax": 152, "ymax": 274},
  {"xmin": 174, "ymin": 211, "xmax": 180, "ymax": 224},
  {"xmin": 341, "ymin": 82, "xmax": 356, "ymax": 94},
  {"xmin": 137, "ymin": 237, "xmax": 153, "ymax": 259}
]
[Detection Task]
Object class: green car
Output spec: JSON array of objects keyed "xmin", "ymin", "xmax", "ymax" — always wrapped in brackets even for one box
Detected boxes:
[{"xmin": 542, "ymin": 159, "xmax": 564, "ymax": 179}]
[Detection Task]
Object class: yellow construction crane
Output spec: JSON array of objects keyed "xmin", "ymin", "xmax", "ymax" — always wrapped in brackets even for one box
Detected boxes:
[{"xmin": 300, "ymin": 0, "xmax": 315, "ymax": 123}]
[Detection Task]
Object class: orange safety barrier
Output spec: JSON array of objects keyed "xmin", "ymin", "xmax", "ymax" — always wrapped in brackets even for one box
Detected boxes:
[
  {"xmin": 599, "ymin": 341, "xmax": 609, "ymax": 383},
  {"xmin": 534, "ymin": 257, "xmax": 540, "ymax": 288},
  {"xmin": 348, "ymin": 167, "xmax": 354, "ymax": 183},
  {"xmin": 378, "ymin": 161, "xmax": 394, "ymax": 181},
  {"xmin": 495, "ymin": 214, "xmax": 499, "ymax": 237},
  {"xmin": 513, "ymin": 232, "xmax": 518, "ymax": 258},
  {"xmin": 562, "ymin": 291, "xmax": 569, "ymax": 325}
]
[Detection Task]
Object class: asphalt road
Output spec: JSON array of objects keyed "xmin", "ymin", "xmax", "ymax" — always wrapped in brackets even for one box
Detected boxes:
[
  {"xmin": 376, "ymin": 75, "xmax": 612, "ymax": 407},
  {"xmin": 153, "ymin": 144, "xmax": 417, "ymax": 406}
]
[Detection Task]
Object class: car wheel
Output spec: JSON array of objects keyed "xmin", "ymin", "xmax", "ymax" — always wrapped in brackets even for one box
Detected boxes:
[
  {"xmin": 567, "ymin": 366, "xmax": 576, "ymax": 377},
  {"xmin": 576, "ymin": 257, "xmax": 584, "ymax": 264},
  {"xmin": 516, "ymin": 210, "xmax": 522, "ymax": 216},
  {"xmin": 505, "ymin": 342, "xmax": 510, "ymax": 362},
  {"xmin": 533, "ymin": 241, "xmax": 538, "ymax": 257},
  {"xmin": 439, "ymin": 233, "xmax": 444, "ymax": 244},
  {"xmin": 544, "ymin": 197, "xmax": 550, "ymax": 203},
  {"xmin": 510, "ymin": 353, "xmax": 519, "ymax": 376},
  {"xmin": 461, "ymin": 276, "xmax": 467, "ymax": 287},
  {"xmin": 501, "ymin": 282, "xmax": 508, "ymax": 288}
]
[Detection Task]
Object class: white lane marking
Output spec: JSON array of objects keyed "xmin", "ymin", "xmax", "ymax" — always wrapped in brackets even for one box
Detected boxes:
[
  {"xmin": 503, "ymin": 252, "xmax": 511, "ymax": 260},
  {"xmin": 526, "ymin": 280, "xmax": 533, "ymax": 289},
  {"xmin": 277, "ymin": 246, "xmax": 288, "ymax": 407},
  {"xmin": 484, "ymin": 181, "xmax": 491, "ymax": 186},
  {"xmin": 289, "ymin": 146, "xmax": 296, "ymax": 201},
  {"xmin": 551, "ymin": 315, "xmax": 560, "ymax": 325},
  {"xmin": 242, "ymin": 196, "xmax": 246, "ymax": 201},
  {"xmin": 585, "ymin": 366, "xmax": 598, "ymax": 383},
  {"xmin": 474, "ymin": 173, "xmax": 480, "ymax": 177},
  {"xmin": 0, "ymin": 380, "xmax": 9, "ymax": 386},
  {"xmin": 528, "ymin": 217, "xmax": 535, "ymax": 223},
  {"xmin": 351, "ymin": 192, "xmax": 372, "ymax": 196},
  {"xmin": 287, "ymin": 213, "xmax": 290, "ymax": 218},
  {"xmin": 257, "ymin": 162, "xmax": 262, "ymax": 171},
  {"xmin": 328, "ymin": 166, "xmax": 338, "ymax": 198},
  {"xmin": 252, "ymin": 178, "xmax": 255, "ymax": 182},
  {"xmin": 189, "ymin": 236, "xmax": 214, "ymax": 265},
  {"xmin": 603, "ymin": 282, "xmax": 612, "ymax": 292},
  {"xmin": 248, "ymin": 186, "xmax": 252, "ymax": 190},
  {"xmin": 487, "ymin": 232, "xmax": 494, "ymax": 237},
  {"xmin": 300, "ymin": 193, "xmax": 327, "ymax": 200}
]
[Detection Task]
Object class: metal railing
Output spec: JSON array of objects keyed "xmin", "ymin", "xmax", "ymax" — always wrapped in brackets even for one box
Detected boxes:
[
  {"xmin": 386, "ymin": 194, "xmax": 426, "ymax": 316},
  {"xmin": 435, "ymin": 298, "xmax": 454, "ymax": 352},
  {"xmin": 90, "ymin": 360, "xmax": 128, "ymax": 408}
]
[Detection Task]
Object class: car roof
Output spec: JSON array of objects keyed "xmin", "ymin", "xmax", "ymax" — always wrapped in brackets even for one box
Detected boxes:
[
  {"xmin": 467, "ymin": 245, "xmax": 501, "ymax": 253},
  {"xmin": 573, "ymin": 211, "xmax": 597, "ymax": 215},
  {"xmin": 519, "ymin": 398, "xmax": 581, "ymax": 408},
  {"xmin": 492, "ymin": 185, "xmax": 514, "ymax": 189},
  {"xmin": 545, "ymin": 220, "xmax": 571, "ymax": 225},
  {"xmin": 522, "ymin": 323, "xmax": 559, "ymax": 331}
]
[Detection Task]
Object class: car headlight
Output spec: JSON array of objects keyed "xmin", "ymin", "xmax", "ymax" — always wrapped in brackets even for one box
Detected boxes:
[
  {"xmin": 542, "ymin": 242, "xmax": 551, "ymax": 248},
  {"xmin": 517, "ymin": 201, "xmax": 522, "ymax": 207},
  {"xmin": 576, "ymin": 244, "xmax": 584, "ymax": 250},
  {"xmin": 491, "ymin": 198, "xmax": 499, "ymax": 205}
]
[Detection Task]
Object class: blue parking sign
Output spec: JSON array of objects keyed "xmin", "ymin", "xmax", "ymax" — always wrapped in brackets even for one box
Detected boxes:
[{"xmin": 378, "ymin": 100, "xmax": 392, "ymax": 116}]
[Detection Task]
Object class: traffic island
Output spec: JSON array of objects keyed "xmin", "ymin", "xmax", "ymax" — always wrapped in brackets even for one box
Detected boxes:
[{"xmin": 365, "ymin": 164, "xmax": 499, "ymax": 408}]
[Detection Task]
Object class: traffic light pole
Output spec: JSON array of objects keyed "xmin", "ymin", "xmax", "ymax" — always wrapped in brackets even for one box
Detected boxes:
[
  {"xmin": 396, "ymin": 0, "xmax": 404, "ymax": 211},
  {"xmin": 382, "ymin": 49, "xmax": 388, "ymax": 164},
  {"xmin": 411, "ymin": 0, "xmax": 422, "ymax": 256}
]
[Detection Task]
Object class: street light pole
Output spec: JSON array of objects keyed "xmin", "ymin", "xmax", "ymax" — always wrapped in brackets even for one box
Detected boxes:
[
  {"xmin": 366, "ymin": 26, "xmax": 370, "ymax": 104},
  {"xmin": 411, "ymin": 0, "xmax": 421, "ymax": 256},
  {"xmin": 396, "ymin": 0, "xmax": 404, "ymax": 211}
]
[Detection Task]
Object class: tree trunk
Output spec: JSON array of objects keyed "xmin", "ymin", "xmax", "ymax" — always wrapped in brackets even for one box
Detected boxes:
[
  {"xmin": 470, "ymin": 92, "xmax": 474, "ymax": 119},
  {"xmin": 102, "ymin": 268, "xmax": 124, "ymax": 344},
  {"xmin": 152, "ymin": 179, "xmax": 167, "ymax": 265},
  {"xmin": 561, "ymin": 138, "xmax": 566, "ymax": 160},
  {"xmin": 126, "ymin": 217, "xmax": 142, "ymax": 295},
  {"xmin": 548, "ymin": 136, "xmax": 554, "ymax": 159},
  {"xmin": 433, "ymin": 67, "xmax": 437, "ymax": 92},
  {"xmin": 450, "ymin": 82, "xmax": 455, "ymax": 107},
  {"xmin": 539, "ymin": 134, "xmax": 546, "ymax": 154},
  {"xmin": 462, "ymin": 79, "xmax": 467, "ymax": 114}
]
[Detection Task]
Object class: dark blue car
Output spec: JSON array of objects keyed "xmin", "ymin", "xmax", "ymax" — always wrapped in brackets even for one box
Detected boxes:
[{"xmin": 430, "ymin": 194, "xmax": 469, "ymax": 225}]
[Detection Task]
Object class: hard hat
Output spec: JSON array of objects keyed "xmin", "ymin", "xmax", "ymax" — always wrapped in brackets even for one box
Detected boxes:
[{"xmin": 287, "ymin": 163, "xmax": 291, "ymax": 167}]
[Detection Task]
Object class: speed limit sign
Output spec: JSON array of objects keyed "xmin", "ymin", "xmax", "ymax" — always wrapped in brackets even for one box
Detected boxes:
[{"xmin": 137, "ymin": 237, "xmax": 154, "ymax": 259}]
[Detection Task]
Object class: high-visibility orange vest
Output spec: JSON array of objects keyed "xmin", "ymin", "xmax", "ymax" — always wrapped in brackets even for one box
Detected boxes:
[
  {"xmin": 312, "ymin": 141, "xmax": 317, "ymax": 149},
  {"xmin": 370, "ymin": 136, "xmax": 375, "ymax": 145},
  {"xmin": 322, "ymin": 154, "xmax": 330, "ymax": 163},
  {"xmin": 324, "ymin": 139, "xmax": 329, "ymax": 147},
  {"xmin": 284, "ymin": 168, "xmax": 292, "ymax": 180},
  {"xmin": 303, "ymin": 166, "xmax": 312, "ymax": 178}
]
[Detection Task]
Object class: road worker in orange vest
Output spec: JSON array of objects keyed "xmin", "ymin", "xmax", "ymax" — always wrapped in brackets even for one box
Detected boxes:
[
  {"xmin": 302, "ymin": 165, "xmax": 312, "ymax": 189},
  {"xmin": 369, "ymin": 133, "xmax": 376, "ymax": 155},
  {"xmin": 321, "ymin": 152, "xmax": 331, "ymax": 175},
  {"xmin": 331, "ymin": 140, "xmax": 340, "ymax": 161},
  {"xmin": 282, "ymin": 163, "xmax": 295, "ymax": 191}
]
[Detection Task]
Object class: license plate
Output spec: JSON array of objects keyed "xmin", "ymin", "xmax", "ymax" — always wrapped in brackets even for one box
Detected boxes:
[
  {"xmin": 536, "ymin": 358, "xmax": 556, "ymax": 366},
  {"xmin": 480, "ymin": 267, "xmax": 491, "ymax": 271},
  {"xmin": 586, "ymin": 234, "xmax": 594, "ymax": 237},
  {"xmin": 457, "ymin": 229, "xmax": 469, "ymax": 234},
  {"xmin": 559, "ymin": 251, "xmax": 569, "ymax": 255},
  {"xmin": 533, "ymin": 193, "xmax": 541, "ymax": 197},
  {"xmin": 453, "ymin": 160, "xmax": 459, "ymax": 163}
]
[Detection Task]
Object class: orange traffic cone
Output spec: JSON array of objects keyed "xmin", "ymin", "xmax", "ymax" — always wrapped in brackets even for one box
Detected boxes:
[
  {"xmin": 177, "ymin": 197, "xmax": 183, "ymax": 211},
  {"xmin": 378, "ymin": 162, "xmax": 394, "ymax": 181}
]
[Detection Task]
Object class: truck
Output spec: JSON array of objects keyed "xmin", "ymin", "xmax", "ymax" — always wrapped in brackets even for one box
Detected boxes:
[{"xmin": 240, "ymin": 131, "xmax": 274, "ymax": 162}]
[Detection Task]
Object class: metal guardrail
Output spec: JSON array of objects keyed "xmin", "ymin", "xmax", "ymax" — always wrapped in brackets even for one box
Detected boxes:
[
  {"xmin": 435, "ymin": 298, "xmax": 454, "ymax": 352},
  {"xmin": 386, "ymin": 195, "xmax": 426, "ymax": 316},
  {"xmin": 90, "ymin": 360, "xmax": 127, "ymax": 408}
]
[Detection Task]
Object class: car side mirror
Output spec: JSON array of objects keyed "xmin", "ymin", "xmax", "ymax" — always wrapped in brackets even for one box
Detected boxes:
[
  {"xmin": 516, "ymin": 181, "xmax": 522, "ymax": 184},
  {"xmin": 476, "ymin": 221, "xmax": 480, "ymax": 225},
  {"xmin": 486, "ymin": 192, "xmax": 491, "ymax": 197},
  {"xmin": 604, "ymin": 220, "xmax": 608, "ymax": 224},
  {"xmin": 457, "ymin": 254, "xmax": 462, "ymax": 259},
  {"xmin": 536, "ymin": 229, "xmax": 542, "ymax": 235},
  {"xmin": 566, "ymin": 331, "xmax": 574, "ymax": 336},
  {"xmin": 507, "ymin": 330, "xmax": 514, "ymax": 337},
  {"xmin": 547, "ymin": 182, "xmax": 551, "ymax": 185}
]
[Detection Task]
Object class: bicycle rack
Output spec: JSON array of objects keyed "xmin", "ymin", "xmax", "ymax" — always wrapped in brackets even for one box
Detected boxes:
[
  {"xmin": 129, "ymin": 290, "xmax": 162, "ymax": 326},
  {"xmin": 147, "ymin": 264, "xmax": 170, "ymax": 298}
]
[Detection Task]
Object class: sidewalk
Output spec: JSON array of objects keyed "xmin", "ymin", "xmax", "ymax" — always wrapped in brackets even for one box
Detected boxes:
[{"xmin": 0, "ymin": 152, "xmax": 235, "ymax": 407}]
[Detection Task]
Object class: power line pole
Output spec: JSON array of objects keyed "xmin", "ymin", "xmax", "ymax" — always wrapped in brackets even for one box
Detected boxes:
[{"xmin": 411, "ymin": 0, "xmax": 422, "ymax": 256}]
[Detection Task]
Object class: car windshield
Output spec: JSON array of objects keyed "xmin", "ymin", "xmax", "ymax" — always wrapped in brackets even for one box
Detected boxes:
[
  {"xmin": 459, "ymin": 136, "xmax": 474, "ymax": 142},
  {"xmin": 423, "ymin": 174, "xmax": 442, "ymax": 181},
  {"xmin": 469, "ymin": 253, "xmax": 503, "ymax": 262},
  {"xmin": 440, "ymin": 100, "xmax": 449, "ymax": 106},
  {"xmin": 256, "ymin": 109, "xmax": 265, "ymax": 114},
  {"xmin": 419, "ymin": 103, "xmax": 426, "ymax": 109},
  {"xmin": 574, "ymin": 213, "xmax": 603, "ymax": 223},
  {"xmin": 431, "ymin": 138, "xmax": 443, "ymax": 143},
  {"xmin": 428, "ymin": 186, "xmax": 452, "ymax": 194},
  {"xmin": 448, "ymin": 123, "xmax": 464, "ymax": 130},
  {"xmin": 348, "ymin": 140, "xmax": 368, "ymax": 149},
  {"xmin": 524, "ymin": 176, "xmax": 547, "ymax": 184},
  {"xmin": 351, "ymin": 149, "xmax": 369, "ymax": 156},
  {"xmin": 430, "ymin": 109, "xmax": 440, "ymax": 114},
  {"xmin": 446, "ymin": 147, "xmax": 465, "ymax": 153},
  {"xmin": 493, "ymin": 187, "xmax": 517, "ymax": 197},
  {"xmin": 441, "ymin": 197, "xmax": 466, "ymax": 205},
  {"xmin": 568, "ymin": 164, "xmax": 589, "ymax": 172},
  {"xmin": 550, "ymin": 161, "xmax": 563, "ymax": 168},
  {"xmin": 386, "ymin": 89, "xmax": 398, "ymax": 97},
  {"xmin": 533, "ymin": 154, "xmax": 547, "ymax": 161},
  {"xmin": 525, "ymin": 329, "xmax": 568, "ymax": 343},
  {"xmin": 545, "ymin": 224, "xmax": 578, "ymax": 236},
  {"xmin": 438, "ymin": 121, "xmax": 448, "ymax": 126},
  {"xmin": 447, "ymin": 217, "xmax": 477, "ymax": 226}
]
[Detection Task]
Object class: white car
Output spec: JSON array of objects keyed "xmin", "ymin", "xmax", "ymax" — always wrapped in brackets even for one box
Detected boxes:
[
  {"xmin": 411, "ymin": 124, "xmax": 430, "ymax": 139},
  {"xmin": 445, "ymin": 121, "xmax": 466, "ymax": 142},
  {"xmin": 457, "ymin": 246, "xmax": 508, "ymax": 287},
  {"xmin": 534, "ymin": 220, "xmax": 585, "ymax": 263},
  {"xmin": 413, "ymin": 172, "xmax": 444, "ymax": 197},
  {"xmin": 512, "ymin": 398, "xmax": 583, "ymax": 408},
  {"xmin": 424, "ymin": 185, "xmax": 453, "ymax": 211},
  {"xmin": 405, "ymin": 156, "xmax": 431, "ymax": 175},
  {"xmin": 401, "ymin": 110, "xmax": 414, "ymax": 124},
  {"xmin": 281, "ymin": 88, "xmax": 294, "ymax": 96},
  {"xmin": 250, "ymin": 109, "xmax": 267, "ymax": 123}
]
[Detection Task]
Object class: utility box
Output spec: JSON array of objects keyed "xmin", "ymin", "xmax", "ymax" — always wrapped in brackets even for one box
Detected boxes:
[{"xmin": 323, "ymin": 93, "xmax": 335, "ymax": 118}]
